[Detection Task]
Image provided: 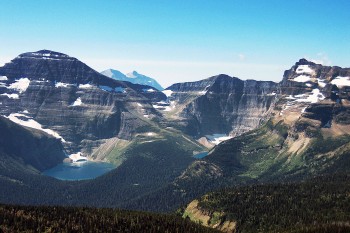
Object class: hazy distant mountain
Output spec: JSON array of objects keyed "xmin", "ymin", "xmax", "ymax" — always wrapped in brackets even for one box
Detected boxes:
[{"xmin": 101, "ymin": 69, "xmax": 163, "ymax": 90}]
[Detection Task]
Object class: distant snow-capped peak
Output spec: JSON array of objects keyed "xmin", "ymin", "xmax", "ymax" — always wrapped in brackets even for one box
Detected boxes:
[{"xmin": 101, "ymin": 69, "xmax": 163, "ymax": 90}]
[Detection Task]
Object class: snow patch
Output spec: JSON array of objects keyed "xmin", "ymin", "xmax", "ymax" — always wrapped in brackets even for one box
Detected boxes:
[
  {"xmin": 69, "ymin": 152, "xmax": 88, "ymax": 163},
  {"xmin": 267, "ymin": 92, "xmax": 277, "ymax": 96},
  {"xmin": 205, "ymin": 134, "xmax": 233, "ymax": 145},
  {"xmin": 143, "ymin": 88, "xmax": 155, "ymax": 93},
  {"xmin": 285, "ymin": 95, "xmax": 296, "ymax": 100},
  {"xmin": 147, "ymin": 132, "xmax": 154, "ymax": 136},
  {"xmin": 295, "ymin": 89, "xmax": 325, "ymax": 103},
  {"xmin": 0, "ymin": 76, "xmax": 8, "ymax": 81},
  {"xmin": 306, "ymin": 83, "xmax": 312, "ymax": 87},
  {"xmin": 162, "ymin": 106, "xmax": 173, "ymax": 111},
  {"xmin": 152, "ymin": 100, "xmax": 175, "ymax": 111},
  {"xmin": 8, "ymin": 78, "xmax": 30, "ymax": 93},
  {"xmin": 71, "ymin": 97, "xmax": 82, "ymax": 106},
  {"xmin": 162, "ymin": 90, "xmax": 173, "ymax": 97},
  {"xmin": 292, "ymin": 75, "xmax": 311, "ymax": 83},
  {"xmin": 55, "ymin": 82, "xmax": 74, "ymax": 88},
  {"xmin": 317, "ymin": 79, "xmax": 327, "ymax": 88},
  {"xmin": 331, "ymin": 76, "xmax": 350, "ymax": 87},
  {"xmin": 0, "ymin": 93, "xmax": 19, "ymax": 99},
  {"xmin": 296, "ymin": 65, "xmax": 314, "ymax": 74},
  {"xmin": 5, "ymin": 113, "xmax": 66, "ymax": 142},
  {"xmin": 137, "ymin": 103, "xmax": 142, "ymax": 107},
  {"xmin": 152, "ymin": 104, "xmax": 164, "ymax": 109},
  {"xmin": 79, "ymin": 83, "xmax": 93, "ymax": 89}
]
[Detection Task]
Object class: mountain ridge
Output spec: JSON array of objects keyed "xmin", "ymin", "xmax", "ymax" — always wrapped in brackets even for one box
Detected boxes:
[{"xmin": 1, "ymin": 50, "xmax": 350, "ymax": 219}]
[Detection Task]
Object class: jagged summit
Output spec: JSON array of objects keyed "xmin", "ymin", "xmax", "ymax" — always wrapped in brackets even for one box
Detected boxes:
[{"xmin": 296, "ymin": 58, "xmax": 316, "ymax": 66}]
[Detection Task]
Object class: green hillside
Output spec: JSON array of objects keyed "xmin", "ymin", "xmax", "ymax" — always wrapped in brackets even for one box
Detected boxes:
[
  {"xmin": 0, "ymin": 204, "xmax": 218, "ymax": 233},
  {"xmin": 181, "ymin": 174, "xmax": 350, "ymax": 233}
]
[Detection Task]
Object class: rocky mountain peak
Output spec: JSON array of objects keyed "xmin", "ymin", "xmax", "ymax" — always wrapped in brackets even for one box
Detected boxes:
[{"xmin": 296, "ymin": 58, "xmax": 316, "ymax": 66}]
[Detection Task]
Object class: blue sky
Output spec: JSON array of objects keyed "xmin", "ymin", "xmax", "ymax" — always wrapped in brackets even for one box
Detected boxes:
[{"xmin": 0, "ymin": 0, "xmax": 349, "ymax": 88}]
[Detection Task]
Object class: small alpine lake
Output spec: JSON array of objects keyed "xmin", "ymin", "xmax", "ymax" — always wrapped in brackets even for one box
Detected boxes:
[
  {"xmin": 193, "ymin": 151, "xmax": 209, "ymax": 159},
  {"xmin": 42, "ymin": 161, "xmax": 116, "ymax": 181}
]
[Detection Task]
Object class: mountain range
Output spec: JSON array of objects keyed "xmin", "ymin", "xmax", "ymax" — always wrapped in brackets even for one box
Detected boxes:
[{"xmin": 0, "ymin": 50, "xmax": 350, "ymax": 232}]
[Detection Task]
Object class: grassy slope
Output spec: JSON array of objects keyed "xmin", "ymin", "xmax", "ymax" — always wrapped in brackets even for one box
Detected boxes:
[{"xmin": 205, "ymin": 118, "xmax": 350, "ymax": 183}]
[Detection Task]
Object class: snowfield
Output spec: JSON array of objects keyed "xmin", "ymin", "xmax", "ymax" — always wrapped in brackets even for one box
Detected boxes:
[
  {"xmin": 317, "ymin": 79, "xmax": 327, "ymax": 88},
  {"xmin": 8, "ymin": 78, "xmax": 30, "ymax": 93},
  {"xmin": 296, "ymin": 65, "xmax": 315, "ymax": 74},
  {"xmin": 331, "ymin": 76, "xmax": 350, "ymax": 87},
  {"xmin": 79, "ymin": 83, "xmax": 93, "ymax": 89},
  {"xmin": 162, "ymin": 90, "xmax": 173, "ymax": 97},
  {"xmin": 69, "ymin": 152, "xmax": 88, "ymax": 162},
  {"xmin": 206, "ymin": 134, "xmax": 233, "ymax": 145},
  {"xmin": 285, "ymin": 89, "xmax": 324, "ymax": 104},
  {"xmin": 143, "ymin": 88, "xmax": 155, "ymax": 93},
  {"xmin": 293, "ymin": 75, "xmax": 311, "ymax": 83},
  {"xmin": 152, "ymin": 101, "xmax": 175, "ymax": 112},
  {"xmin": 295, "ymin": 89, "xmax": 325, "ymax": 103},
  {"xmin": 55, "ymin": 82, "xmax": 75, "ymax": 88},
  {"xmin": 71, "ymin": 97, "xmax": 82, "ymax": 106},
  {"xmin": 5, "ymin": 113, "xmax": 66, "ymax": 142},
  {"xmin": 0, "ymin": 93, "xmax": 19, "ymax": 99}
]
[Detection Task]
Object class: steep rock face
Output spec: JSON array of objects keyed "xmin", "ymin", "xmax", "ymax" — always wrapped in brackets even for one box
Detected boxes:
[
  {"xmin": 0, "ymin": 50, "xmax": 166, "ymax": 155},
  {"xmin": 163, "ymin": 75, "xmax": 278, "ymax": 138},
  {"xmin": 129, "ymin": 60, "xmax": 350, "ymax": 212},
  {"xmin": 280, "ymin": 58, "xmax": 350, "ymax": 97},
  {"xmin": 277, "ymin": 59, "xmax": 350, "ymax": 130},
  {"xmin": 0, "ymin": 116, "xmax": 66, "ymax": 171}
]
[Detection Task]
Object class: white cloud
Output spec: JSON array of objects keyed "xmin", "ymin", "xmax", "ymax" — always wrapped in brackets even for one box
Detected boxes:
[{"xmin": 307, "ymin": 52, "xmax": 332, "ymax": 65}]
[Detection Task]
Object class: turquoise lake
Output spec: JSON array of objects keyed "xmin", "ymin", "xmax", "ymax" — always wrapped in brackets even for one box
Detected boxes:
[
  {"xmin": 193, "ymin": 152, "xmax": 209, "ymax": 159},
  {"xmin": 42, "ymin": 161, "xmax": 116, "ymax": 181}
]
